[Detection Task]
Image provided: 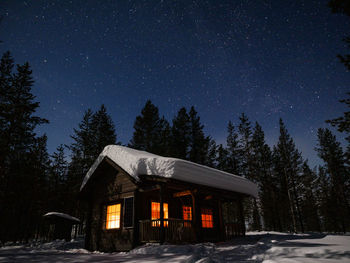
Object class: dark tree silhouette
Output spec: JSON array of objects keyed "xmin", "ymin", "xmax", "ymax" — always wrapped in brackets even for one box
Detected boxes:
[
  {"xmin": 129, "ymin": 100, "xmax": 169, "ymax": 155},
  {"xmin": 329, "ymin": 0, "xmax": 350, "ymax": 70},
  {"xmin": 0, "ymin": 52, "xmax": 49, "ymax": 242}
]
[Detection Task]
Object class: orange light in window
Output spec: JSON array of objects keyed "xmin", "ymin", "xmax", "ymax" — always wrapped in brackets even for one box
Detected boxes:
[
  {"xmin": 201, "ymin": 208, "xmax": 213, "ymax": 228},
  {"xmin": 183, "ymin": 206, "xmax": 192, "ymax": 227},
  {"xmin": 151, "ymin": 202, "xmax": 168, "ymax": 227},
  {"xmin": 106, "ymin": 204, "xmax": 121, "ymax": 229}
]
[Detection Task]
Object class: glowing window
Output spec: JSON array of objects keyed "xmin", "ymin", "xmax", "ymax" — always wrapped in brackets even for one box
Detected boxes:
[
  {"xmin": 201, "ymin": 208, "xmax": 213, "ymax": 228},
  {"xmin": 183, "ymin": 206, "xmax": 192, "ymax": 227},
  {"xmin": 151, "ymin": 202, "xmax": 168, "ymax": 227},
  {"xmin": 106, "ymin": 204, "xmax": 121, "ymax": 229}
]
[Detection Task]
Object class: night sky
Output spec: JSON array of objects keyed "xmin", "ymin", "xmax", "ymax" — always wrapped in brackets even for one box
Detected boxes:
[{"xmin": 1, "ymin": 0, "xmax": 350, "ymax": 167}]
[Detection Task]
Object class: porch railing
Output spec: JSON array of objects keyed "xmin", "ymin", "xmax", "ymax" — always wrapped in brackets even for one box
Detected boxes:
[{"xmin": 139, "ymin": 218, "xmax": 195, "ymax": 243}]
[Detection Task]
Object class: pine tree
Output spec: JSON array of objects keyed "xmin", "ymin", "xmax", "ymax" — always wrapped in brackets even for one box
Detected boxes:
[
  {"xmin": 326, "ymin": 93, "xmax": 350, "ymax": 138},
  {"xmin": 272, "ymin": 145, "xmax": 290, "ymax": 232},
  {"xmin": 299, "ymin": 162, "xmax": 321, "ymax": 231},
  {"xmin": 0, "ymin": 51, "xmax": 14, "ymax": 147},
  {"xmin": 66, "ymin": 109, "xmax": 95, "ymax": 217},
  {"xmin": 188, "ymin": 106, "xmax": 210, "ymax": 165},
  {"xmin": 170, "ymin": 107, "xmax": 190, "ymax": 159},
  {"xmin": 51, "ymin": 145, "xmax": 67, "ymax": 185},
  {"xmin": 315, "ymin": 166, "xmax": 334, "ymax": 231},
  {"xmin": 226, "ymin": 121, "xmax": 241, "ymax": 175},
  {"xmin": 206, "ymin": 139, "xmax": 217, "ymax": 168},
  {"xmin": 329, "ymin": 0, "xmax": 350, "ymax": 70},
  {"xmin": 326, "ymin": 93, "xmax": 350, "ymax": 164},
  {"xmin": 158, "ymin": 116, "xmax": 171, "ymax": 156},
  {"xmin": 216, "ymin": 144, "xmax": 229, "ymax": 171},
  {"xmin": 274, "ymin": 119, "xmax": 304, "ymax": 233},
  {"xmin": 238, "ymin": 113, "xmax": 254, "ymax": 181},
  {"xmin": 316, "ymin": 128, "xmax": 350, "ymax": 232},
  {"xmin": 237, "ymin": 114, "xmax": 261, "ymax": 230},
  {"xmin": 67, "ymin": 105, "xmax": 117, "ymax": 216},
  {"xmin": 91, "ymin": 104, "xmax": 117, "ymax": 158},
  {"xmin": 129, "ymin": 100, "xmax": 168, "ymax": 155},
  {"xmin": 49, "ymin": 144, "xmax": 68, "ymax": 211},
  {"xmin": 69, "ymin": 109, "xmax": 95, "ymax": 175},
  {"xmin": 0, "ymin": 52, "xmax": 48, "ymax": 241},
  {"xmin": 28, "ymin": 135, "xmax": 51, "ymax": 240},
  {"xmin": 0, "ymin": 51, "xmax": 14, "ymax": 203},
  {"xmin": 251, "ymin": 122, "xmax": 276, "ymax": 231}
]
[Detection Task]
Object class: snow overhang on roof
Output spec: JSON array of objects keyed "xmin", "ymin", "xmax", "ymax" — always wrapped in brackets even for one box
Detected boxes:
[
  {"xmin": 43, "ymin": 212, "xmax": 80, "ymax": 223},
  {"xmin": 80, "ymin": 145, "xmax": 259, "ymax": 198}
]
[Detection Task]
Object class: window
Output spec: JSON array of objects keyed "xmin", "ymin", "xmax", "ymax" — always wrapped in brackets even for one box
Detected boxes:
[
  {"xmin": 106, "ymin": 204, "xmax": 121, "ymax": 229},
  {"xmin": 182, "ymin": 206, "xmax": 192, "ymax": 227},
  {"xmin": 123, "ymin": 197, "xmax": 134, "ymax": 228},
  {"xmin": 201, "ymin": 208, "xmax": 213, "ymax": 228},
  {"xmin": 151, "ymin": 201, "xmax": 168, "ymax": 227}
]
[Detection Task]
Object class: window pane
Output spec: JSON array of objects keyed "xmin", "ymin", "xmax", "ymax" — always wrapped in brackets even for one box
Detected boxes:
[
  {"xmin": 151, "ymin": 202, "xmax": 168, "ymax": 227},
  {"xmin": 201, "ymin": 208, "xmax": 213, "ymax": 228},
  {"xmin": 124, "ymin": 197, "xmax": 134, "ymax": 228},
  {"xmin": 183, "ymin": 206, "xmax": 192, "ymax": 220},
  {"xmin": 106, "ymin": 204, "xmax": 121, "ymax": 229},
  {"xmin": 183, "ymin": 206, "xmax": 192, "ymax": 227}
]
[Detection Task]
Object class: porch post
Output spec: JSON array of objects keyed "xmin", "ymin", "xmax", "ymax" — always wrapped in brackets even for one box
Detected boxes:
[
  {"xmin": 238, "ymin": 196, "xmax": 245, "ymax": 236},
  {"xmin": 217, "ymin": 198, "xmax": 225, "ymax": 240},
  {"xmin": 191, "ymin": 191, "xmax": 201, "ymax": 241},
  {"xmin": 159, "ymin": 184, "xmax": 165, "ymax": 244}
]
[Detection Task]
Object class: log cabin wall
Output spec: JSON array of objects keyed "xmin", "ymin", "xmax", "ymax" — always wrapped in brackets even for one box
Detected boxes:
[{"xmin": 85, "ymin": 160, "xmax": 137, "ymax": 252}]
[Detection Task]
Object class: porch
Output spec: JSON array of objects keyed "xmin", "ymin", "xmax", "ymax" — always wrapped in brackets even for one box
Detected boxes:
[
  {"xmin": 139, "ymin": 218, "xmax": 195, "ymax": 243},
  {"xmin": 139, "ymin": 219, "xmax": 245, "ymax": 243},
  {"xmin": 137, "ymin": 178, "xmax": 247, "ymax": 244}
]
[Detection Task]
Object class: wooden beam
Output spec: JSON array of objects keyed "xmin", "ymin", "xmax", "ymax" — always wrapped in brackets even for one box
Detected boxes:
[
  {"xmin": 173, "ymin": 190, "xmax": 192, "ymax": 198},
  {"xmin": 191, "ymin": 191, "xmax": 202, "ymax": 241},
  {"xmin": 159, "ymin": 184, "xmax": 165, "ymax": 244},
  {"xmin": 138, "ymin": 185, "xmax": 160, "ymax": 192}
]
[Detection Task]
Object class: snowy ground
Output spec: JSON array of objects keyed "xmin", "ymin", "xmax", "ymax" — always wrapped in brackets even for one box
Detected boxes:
[{"xmin": 1, "ymin": 232, "xmax": 349, "ymax": 263}]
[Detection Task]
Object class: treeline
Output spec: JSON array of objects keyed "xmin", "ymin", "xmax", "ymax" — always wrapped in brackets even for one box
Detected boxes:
[
  {"xmin": 1, "ymin": 51, "xmax": 350, "ymax": 243},
  {"xmin": 128, "ymin": 101, "xmax": 350, "ymax": 233},
  {"xmin": 0, "ymin": 52, "xmax": 119, "ymax": 241}
]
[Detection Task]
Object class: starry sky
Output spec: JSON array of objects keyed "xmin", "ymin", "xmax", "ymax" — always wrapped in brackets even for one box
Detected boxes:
[{"xmin": 1, "ymin": 0, "xmax": 350, "ymax": 167}]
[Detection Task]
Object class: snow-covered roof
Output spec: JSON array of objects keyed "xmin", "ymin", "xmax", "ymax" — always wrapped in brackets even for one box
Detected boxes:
[
  {"xmin": 43, "ymin": 212, "xmax": 80, "ymax": 223},
  {"xmin": 80, "ymin": 145, "xmax": 258, "ymax": 197}
]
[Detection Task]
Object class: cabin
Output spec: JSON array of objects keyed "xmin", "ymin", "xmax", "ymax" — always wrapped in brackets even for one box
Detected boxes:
[{"xmin": 79, "ymin": 145, "xmax": 258, "ymax": 252}]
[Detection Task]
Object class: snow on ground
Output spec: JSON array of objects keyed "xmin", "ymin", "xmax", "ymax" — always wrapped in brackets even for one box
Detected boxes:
[{"xmin": 1, "ymin": 232, "xmax": 349, "ymax": 262}]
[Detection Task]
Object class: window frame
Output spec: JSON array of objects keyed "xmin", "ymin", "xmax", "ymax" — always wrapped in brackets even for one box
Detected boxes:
[
  {"xmin": 123, "ymin": 196, "xmax": 134, "ymax": 228},
  {"xmin": 105, "ymin": 203, "xmax": 122, "ymax": 230},
  {"xmin": 151, "ymin": 201, "xmax": 169, "ymax": 227},
  {"xmin": 182, "ymin": 205, "xmax": 192, "ymax": 227},
  {"xmin": 201, "ymin": 207, "xmax": 214, "ymax": 228}
]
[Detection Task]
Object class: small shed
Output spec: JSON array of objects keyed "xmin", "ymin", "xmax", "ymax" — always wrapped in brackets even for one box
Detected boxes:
[
  {"xmin": 43, "ymin": 212, "xmax": 80, "ymax": 241},
  {"xmin": 80, "ymin": 145, "xmax": 258, "ymax": 252}
]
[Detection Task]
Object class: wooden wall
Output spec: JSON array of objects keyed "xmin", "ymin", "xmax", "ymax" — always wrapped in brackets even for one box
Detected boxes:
[{"xmin": 84, "ymin": 159, "xmax": 137, "ymax": 252}]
